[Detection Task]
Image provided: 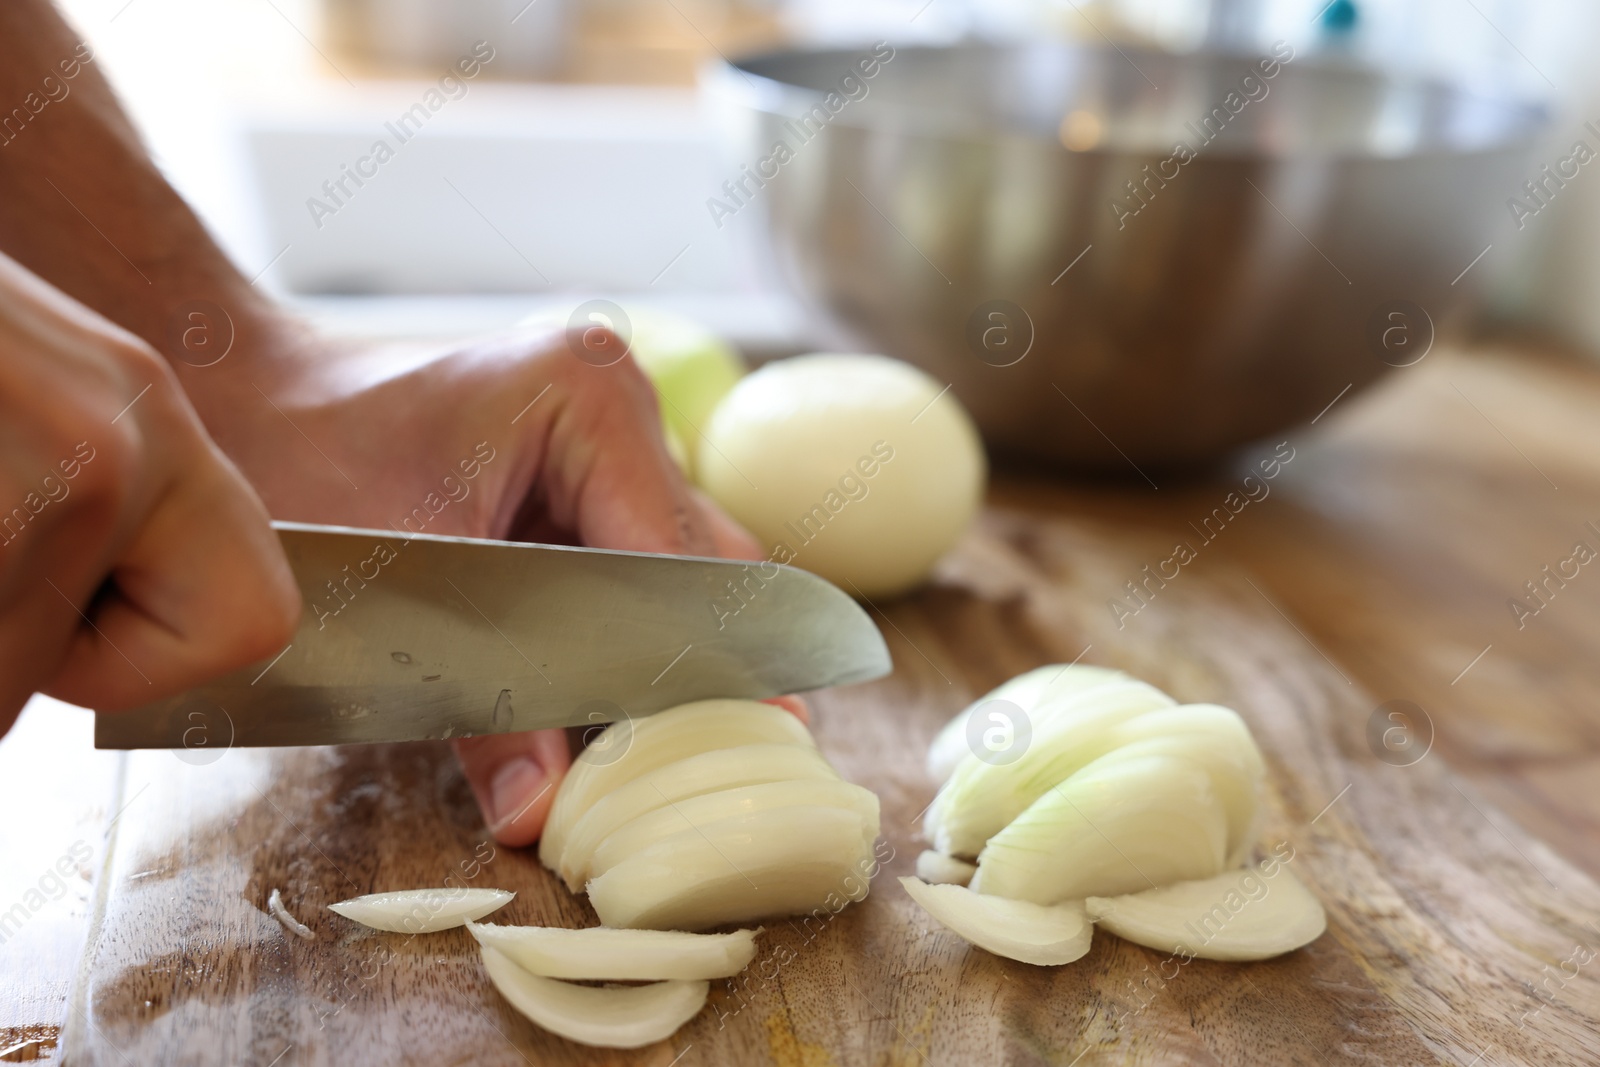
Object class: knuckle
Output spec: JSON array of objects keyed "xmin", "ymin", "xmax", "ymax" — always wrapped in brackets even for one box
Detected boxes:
[{"xmin": 223, "ymin": 566, "xmax": 301, "ymax": 667}]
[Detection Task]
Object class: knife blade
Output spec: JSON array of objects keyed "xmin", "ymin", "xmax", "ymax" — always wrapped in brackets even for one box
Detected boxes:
[{"xmin": 95, "ymin": 521, "xmax": 891, "ymax": 750}]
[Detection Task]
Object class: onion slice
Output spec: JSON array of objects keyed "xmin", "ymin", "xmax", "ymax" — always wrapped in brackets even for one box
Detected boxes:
[
  {"xmin": 925, "ymin": 665, "xmax": 1136, "ymax": 782},
  {"xmin": 468, "ymin": 924, "xmax": 758, "ymax": 980},
  {"xmin": 589, "ymin": 780, "xmax": 880, "ymax": 881},
  {"xmin": 914, "ymin": 850, "xmax": 976, "ymax": 887},
  {"xmin": 1094, "ymin": 705, "xmax": 1266, "ymax": 869},
  {"xmin": 1086, "ymin": 866, "xmax": 1326, "ymax": 961},
  {"xmin": 926, "ymin": 679, "xmax": 1178, "ymax": 856},
  {"xmin": 899, "ymin": 877, "xmax": 1092, "ymax": 966},
  {"xmin": 541, "ymin": 700, "xmax": 815, "ymax": 870},
  {"xmin": 556, "ymin": 743, "xmax": 840, "ymax": 890},
  {"xmin": 481, "ymin": 947, "xmax": 709, "ymax": 1049},
  {"xmin": 588, "ymin": 804, "xmax": 878, "ymax": 931},
  {"xmin": 972, "ymin": 752, "xmax": 1226, "ymax": 904},
  {"xmin": 327, "ymin": 888, "xmax": 513, "ymax": 933}
]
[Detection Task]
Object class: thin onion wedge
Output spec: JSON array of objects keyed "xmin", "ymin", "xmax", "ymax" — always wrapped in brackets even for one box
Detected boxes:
[
  {"xmin": 588, "ymin": 805, "xmax": 878, "ymax": 931},
  {"xmin": 468, "ymin": 924, "xmax": 758, "ymax": 980},
  {"xmin": 915, "ymin": 850, "xmax": 977, "ymax": 887},
  {"xmin": 589, "ymin": 780, "xmax": 880, "ymax": 880},
  {"xmin": 926, "ymin": 680, "xmax": 1178, "ymax": 856},
  {"xmin": 556, "ymin": 744, "xmax": 840, "ymax": 890},
  {"xmin": 481, "ymin": 947, "xmax": 708, "ymax": 1049},
  {"xmin": 1097, "ymin": 706, "xmax": 1266, "ymax": 869},
  {"xmin": 541, "ymin": 700, "xmax": 815, "ymax": 870},
  {"xmin": 900, "ymin": 877, "xmax": 1092, "ymax": 965},
  {"xmin": 925, "ymin": 665, "xmax": 1134, "ymax": 781},
  {"xmin": 972, "ymin": 753, "xmax": 1226, "ymax": 904},
  {"xmin": 328, "ymin": 888, "xmax": 513, "ymax": 933},
  {"xmin": 1087, "ymin": 865, "xmax": 1326, "ymax": 961}
]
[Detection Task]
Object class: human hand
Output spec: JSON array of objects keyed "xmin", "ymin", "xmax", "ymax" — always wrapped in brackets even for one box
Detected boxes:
[
  {"xmin": 0, "ymin": 252, "xmax": 299, "ymax": 736},
  {"xmin": 201, "ymin": 324, "xmax": 791, "ymax": 845}
]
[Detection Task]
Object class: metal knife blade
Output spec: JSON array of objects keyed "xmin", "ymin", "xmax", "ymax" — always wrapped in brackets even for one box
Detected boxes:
[{"xmin": 94, "ymin": 521, "xmax": 891, "ymax": 750}]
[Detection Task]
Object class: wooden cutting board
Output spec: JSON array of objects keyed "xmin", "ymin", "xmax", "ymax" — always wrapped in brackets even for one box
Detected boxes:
[{"xmin": 9, "ymin": 346, "xmax": 1600, "ymax": 1065}]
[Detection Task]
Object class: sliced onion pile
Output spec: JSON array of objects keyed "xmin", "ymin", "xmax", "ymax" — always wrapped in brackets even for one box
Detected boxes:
[
  {"xmin": 323, "ymin": 699, "xmax": 881, "ymax": 1051},
  {"xmin": 543, "ymin": 699, "xmax": 881, "ymax": 931},
  {"xmin": 907, "ymin": 665, "xmax": 1326, "ymax": 965}
]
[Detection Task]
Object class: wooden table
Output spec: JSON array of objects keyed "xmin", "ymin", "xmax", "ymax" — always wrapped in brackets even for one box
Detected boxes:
[{"xmin": 3, "ymin": 343, "xmax": 1599, "ymax": 1065}]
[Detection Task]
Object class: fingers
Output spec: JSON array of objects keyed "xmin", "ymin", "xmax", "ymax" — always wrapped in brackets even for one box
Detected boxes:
[
  {"xmin": 454, "ymin": 329, "xmax": 808, "ymax": 845},
  {"xmin": 453, "ymin": 727, "xmax": 573, "ymax": 846},
  {"xmin": 764, "ymin": 695, "xmax": 812, "ymax": 727},
  {"xmin": 691, "ymin": 487, "xmax": 764, "ymax": 560},
  {"xmin": 46, "ymin": 430, "xmax": 301, "ymax": 710},
  {"xmin": 526, "ymin": 346, "xmax": 720, "ymax": 557},
  {"xmin": 0, "ymin": 250, "xmax": 300, "ymax": 715}
]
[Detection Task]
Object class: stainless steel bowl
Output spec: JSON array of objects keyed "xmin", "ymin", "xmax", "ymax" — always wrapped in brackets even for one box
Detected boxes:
[{"xmin": 707, "ymin": 44, "xmax": 1547, "ymax": 471}]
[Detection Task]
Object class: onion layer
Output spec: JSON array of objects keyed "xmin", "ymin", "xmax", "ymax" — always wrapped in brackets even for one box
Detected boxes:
[
  {"xmin": 972, "ymin": 751, "xmax": 1226, "ymax": 904},
  {"xmin": 926, "ymin": 678, "xmax": 1179, "ymax": 857},
  {"xmin": 587, "ymin": 804, "xmax": 878, "ymax": 931},
  {"xmin": 327, "ymin": 888, "xmax": 513, "ymax": 933},
  {"xmin": 540, "ymin": 700, "xmax": 815, "ymax": 870},
  {"xmin": 1092, "ymin": 705, "xmax": 1265, "ymax": 868},
  {"xmin": 556, "ymin": 743, "xmax": 840, "ymax": 890},
  {"xmin": 468, "ymin": 923, "xmax": 758, "ymax": 980},
  {"xmin": 481, "ymin": 947, "xmax": 709, "ymax": 1049},
  {"xmin": 1086, "ymin": 865, "xmax": 1326, "ymax": 961},
  {"xmin": 914, "ymin": 850, "xmax": 977, "ymax": 887},
  {"xmin": 900, "ymin": 877, "xmax": 1092, "ymax": 966},
  {"xmin": 589, "ymin": 779, "xmax": 880, "ymax": 880},
  {"xmin": 925, "ymin": 665, "xmax": 1135, "ymax": 782}
]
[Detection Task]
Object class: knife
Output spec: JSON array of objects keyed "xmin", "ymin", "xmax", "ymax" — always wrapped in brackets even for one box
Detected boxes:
[{"xmin": 95, "ymin": 521, "xmax": 892, "ymax": 750}]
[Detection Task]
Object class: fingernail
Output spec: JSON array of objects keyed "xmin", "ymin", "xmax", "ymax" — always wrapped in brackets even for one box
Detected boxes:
[{"xmin": 488, "ymin": 757, "xmax": 547, "ymax": 832}]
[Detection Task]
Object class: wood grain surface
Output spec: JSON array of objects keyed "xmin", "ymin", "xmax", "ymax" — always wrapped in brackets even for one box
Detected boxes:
[{"xmin": 5, "ymin": 345, "xmax": 1600, "ymax": 1066}]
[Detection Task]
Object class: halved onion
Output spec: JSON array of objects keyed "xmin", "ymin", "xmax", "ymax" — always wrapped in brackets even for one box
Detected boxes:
[
  {"xmin": 468, "ymin": 924, "xmax": 758, "ymax": 980},
  {"xmin": 556, "ymin": 743, "xmax": 841, "ymax": 890},
  {"xmin": 540, "ymin": 700, "xmax": 815, "ymax": 870},
  {"xmin": 926, "ymin": 679, "xmax": 1180, "ymax": 857},
  {"xmin": 327, "ymin": 888, "xmax": 513, "ymax": 933},
  {"xmin": 925, "ymin": 665, "xmax": 1132, "ymax": 781},
  {"xmin": 481, "ymin": 947, "xmax": 708, "ymax": 1049},
  {"xmin": 972, "ymin": 751, "xmax": 1226, "ymax": 904},
  {"xmin": 588, "ymin": 804, "xmax": 878, "ymax": 931},
  {"xmin": 915, "ymin": 850, "xmax": 977, "ymax": 887},
  {"xmin": 900, "ymin": 877, "xmax": 1091, "ymax": 965},
  {"xmin": 1086, "ymin": 866, "xmax": 1326, "ymax": 961},
  {"xmin": 589, "ymin": 780, "xmax": 880, "ymax": 880}
]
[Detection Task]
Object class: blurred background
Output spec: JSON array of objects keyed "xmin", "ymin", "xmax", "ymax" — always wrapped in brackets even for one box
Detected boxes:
[{"xmin": 56, "ymin": 0, "xmax": 1600, "ymax": 465}]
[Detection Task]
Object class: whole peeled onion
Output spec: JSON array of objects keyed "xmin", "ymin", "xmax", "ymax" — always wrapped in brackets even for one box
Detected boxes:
[{"xmin": 696, "ymin": 353, "xmax": 986, "ymax": 598}]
